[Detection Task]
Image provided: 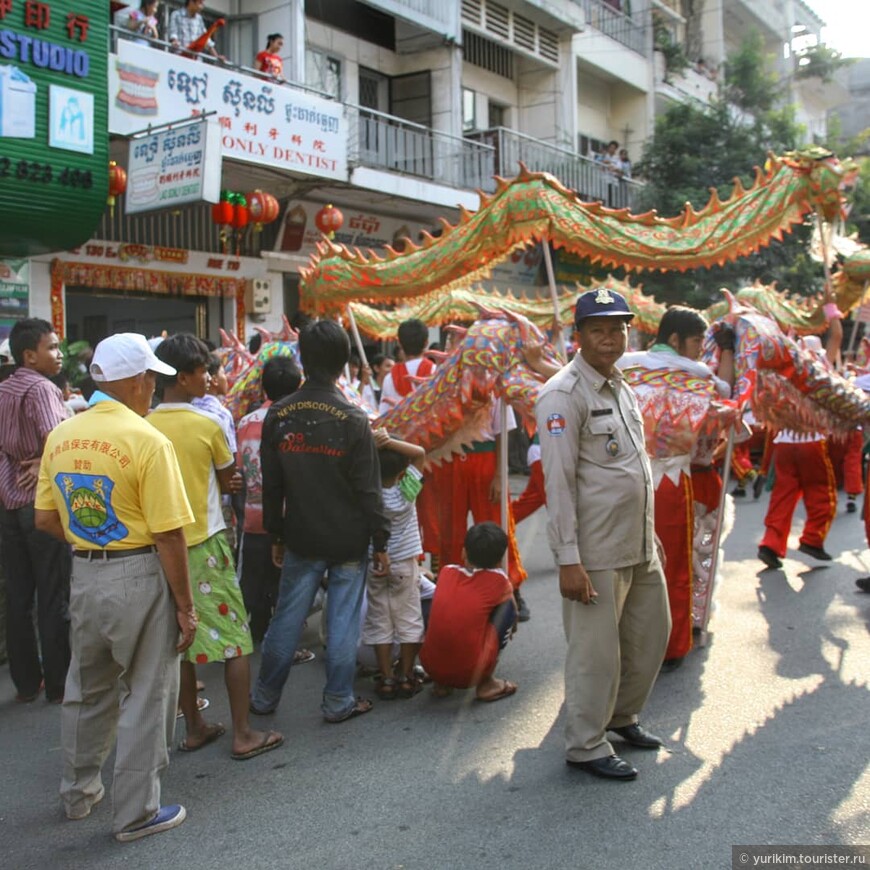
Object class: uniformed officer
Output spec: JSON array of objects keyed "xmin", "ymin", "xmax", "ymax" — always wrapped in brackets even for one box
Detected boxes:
[{"xmin": 535, "ymin": 288, "xmax": 671, "ymax": 781}]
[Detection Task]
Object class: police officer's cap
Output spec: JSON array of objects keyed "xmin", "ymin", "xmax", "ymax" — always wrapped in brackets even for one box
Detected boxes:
[{"xmin": 574, "ymin": 287, "xmax": 635, "ymax": 328}]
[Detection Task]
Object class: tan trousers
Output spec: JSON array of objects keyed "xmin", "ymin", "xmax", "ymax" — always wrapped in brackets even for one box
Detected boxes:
[
  {"xmin": 60, "ymin": 552, "xmax": 179, "ymax": 833},
  {"xmin": 563, "ymin": 559, "xmax": 671, "ymax": 763}
]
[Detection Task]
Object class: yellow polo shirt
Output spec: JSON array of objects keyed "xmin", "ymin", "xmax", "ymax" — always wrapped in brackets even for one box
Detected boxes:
[{"xmin": 35, "ymin": 397, "xmax": 194, "ymax": 549}]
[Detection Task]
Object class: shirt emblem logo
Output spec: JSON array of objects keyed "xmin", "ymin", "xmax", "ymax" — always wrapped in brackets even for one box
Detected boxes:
[
  {"xmin": 594, "ymin": 287, "xmax": 614, "ymax": 304},
  {"xmin": 546, "ymin": 413, "xmax": 566, "ymax": 436},
  {"xmin": 54, "ymin": 473, "xmax": 129, "ymax": 546}
]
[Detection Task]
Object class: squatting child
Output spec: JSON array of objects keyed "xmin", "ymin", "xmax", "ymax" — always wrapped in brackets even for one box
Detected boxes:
[{"xmin": 420, "ymin": 522, "xmax": 518, "ymax": 702}]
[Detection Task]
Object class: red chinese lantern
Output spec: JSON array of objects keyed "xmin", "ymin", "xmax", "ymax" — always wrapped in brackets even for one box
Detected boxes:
[
  {"xmin": 231, "ymin": 192, "xmax": 249, "ymax": 230},
  {"xmin": 314, "ymin": 203, "xmax": 343, "ymax": 239},
  {"xmin": 211, "ymin": 191, "xmax": 234, "ymax": 227},
  {"xmin": 246, "ymin": 190, "xmax": 280, "ymax": 231},
  {"xmin": 107, "ymin": 161, "xmax": 127, "ymax": 218}
]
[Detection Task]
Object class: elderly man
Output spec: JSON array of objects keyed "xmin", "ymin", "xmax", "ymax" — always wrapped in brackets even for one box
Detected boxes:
[
  {"xmin": 35, "ymin": 334, "xmax": 197, "ymax": 842},
  {"xmin": 535, "ymin": 288, "xmax": 671, "ymax": 781}
]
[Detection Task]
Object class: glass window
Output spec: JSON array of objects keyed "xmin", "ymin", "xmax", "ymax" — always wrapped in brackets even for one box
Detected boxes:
[
  {"xmin": 462, "ymin": 88, "xmax": 476, "ymax": 133},
  {"xmin": 488, "ymin": 102, "xmax": 506, "ymax": 129},
  {"xmin": 306, "ymin": 48, "xmax": 341, "ymax": 100}
]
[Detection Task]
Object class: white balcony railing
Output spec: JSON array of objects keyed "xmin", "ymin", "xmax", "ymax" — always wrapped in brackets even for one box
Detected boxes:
[
  {"xmin": 467, "ymin": 127, "xmax": 643, "ymax": 209},
  {"xmin": 348, "ymin": 106, "xmax": 496, "ymax": 191}
]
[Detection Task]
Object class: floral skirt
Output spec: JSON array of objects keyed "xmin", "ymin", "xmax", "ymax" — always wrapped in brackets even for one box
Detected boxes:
[{"xmin": 185, "ymin": 532, "xmax": 253, "ymax": 664}]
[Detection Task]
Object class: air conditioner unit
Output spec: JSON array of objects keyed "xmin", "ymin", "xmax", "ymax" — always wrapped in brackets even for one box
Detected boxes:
[{"xmin": 246, "ymin": 277, "xmax": 273, "ymax": 314}]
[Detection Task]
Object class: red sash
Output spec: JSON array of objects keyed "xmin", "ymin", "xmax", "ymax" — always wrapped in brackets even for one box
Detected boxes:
[{"xmin": 392, "ymin": 358, "xmax": 434, "ymax": 397}]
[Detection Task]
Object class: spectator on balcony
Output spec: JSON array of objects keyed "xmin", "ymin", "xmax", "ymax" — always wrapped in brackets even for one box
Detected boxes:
[
  {"xmin": 126, "ymin": 0, "xmax": 160, "ymax": 45},
  {"xmin": 168, "ymin": 0, "xmax": 225, "ymax": 62},
  {"xmin": 616, "ymin": 149, "xmax": 632, "ymax": 180},
  {"xmin": 256, "ymin": 34, "xmax": 286, "ymax": 82}
]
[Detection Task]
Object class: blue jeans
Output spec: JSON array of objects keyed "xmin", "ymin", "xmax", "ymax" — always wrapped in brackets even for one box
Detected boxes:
[{"xmin": 252, "ymin": 551, "xmax": 366, "ymax": 719}]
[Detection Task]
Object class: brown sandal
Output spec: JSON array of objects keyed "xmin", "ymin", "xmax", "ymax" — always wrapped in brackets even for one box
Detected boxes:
[
  {"xmin": 376, "ymin": 678, "xmax": 398, "ymax": 700},
  {"xmin": 397, "ymin": 674, "xmax": 423, "ymax": 699}
]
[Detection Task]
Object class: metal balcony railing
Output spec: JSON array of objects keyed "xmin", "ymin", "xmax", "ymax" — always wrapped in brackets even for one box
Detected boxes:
[
  {"xmin": 573, "ymin": 0, "xmax": 648, "ymax": 56},
  {"xmin": 466, "ymin": 127, "xmax": 643, "ymax": 210},
  {"xmin": 347, "ymin": 106, "xmax": 496, "ymax": 191}
]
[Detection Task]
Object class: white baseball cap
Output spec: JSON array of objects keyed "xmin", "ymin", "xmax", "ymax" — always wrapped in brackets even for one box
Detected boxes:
[{"xmin": 90, "ymin": 333, "xmax": 176, "ymax": 382}]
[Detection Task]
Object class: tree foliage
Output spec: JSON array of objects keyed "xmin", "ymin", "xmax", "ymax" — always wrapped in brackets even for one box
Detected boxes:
[{"xmin": 632, "ymin": 32, "xmax": 826, "ymax": 307}]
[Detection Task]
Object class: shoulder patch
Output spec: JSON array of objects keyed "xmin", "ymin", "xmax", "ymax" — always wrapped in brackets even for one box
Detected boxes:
[{"xmin": 546, "ymin": 413, "xmax": 567, "ymax": 436}]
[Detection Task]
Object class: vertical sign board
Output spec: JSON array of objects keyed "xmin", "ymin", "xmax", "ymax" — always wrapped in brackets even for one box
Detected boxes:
[
  {"xmin": 0, "ymin": 257, "xmax": 28, "ymax": 339},
  {"xmin": 0, "ymin": 0, "xmax": 109, "ymax": 256},
  {"xmin": 126, "ymin": 118, "xmax": 221, "ymax": 214}
]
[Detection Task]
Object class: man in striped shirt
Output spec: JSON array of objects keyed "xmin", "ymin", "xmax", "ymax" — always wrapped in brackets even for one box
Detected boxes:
[{"xmin": 0, "ymin": 318, "xmax": 71, "ymax": 702}]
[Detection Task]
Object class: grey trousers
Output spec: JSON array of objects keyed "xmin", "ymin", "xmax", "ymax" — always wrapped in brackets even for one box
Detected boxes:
[
  {"xmin": 563, "ymin": 559, "xmax": 671, "ymax": 763},
  {"xmin": 60, "ymin": 551, "xmax": 179, "ymax": 833}
]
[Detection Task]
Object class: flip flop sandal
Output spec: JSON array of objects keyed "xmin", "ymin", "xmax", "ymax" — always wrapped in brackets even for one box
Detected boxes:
[
  {"xmin": 292, "ymin": 648, "xmax": 316, "ymax": 665},
  {"xmin": 324, "ymin": 697, "xmax": 373, "ymax": 723},
  {"xmin": 231, "ymin": 732, "xmax": 284, "ymax": 761},
  {"xmin": 397, "ymin": 676, "xmax": 423, "ymax": 699},
  {"xmin": 476, "ymin": 680, "xmax": 518, "ymax": 703},
  {"xmin": 176, "ymin": 696, "xmax": 210, "ymax": 719},
  {"xmin": 177, "ymin": 722, "xmax": 226, "ymax": 752}
]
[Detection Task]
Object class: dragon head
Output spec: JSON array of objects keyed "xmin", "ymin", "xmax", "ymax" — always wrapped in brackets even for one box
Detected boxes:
[
  {"xmin": 783, "ymin": 147, "xmax": 860, "ymax": 223},
  {"xmin": 376, "ymin": 314, "xmax": 559, "ymax": 463}
]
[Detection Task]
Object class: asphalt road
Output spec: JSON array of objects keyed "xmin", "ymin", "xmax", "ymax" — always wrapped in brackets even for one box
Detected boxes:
[{"xmin": 1, "ymin": 480, "xmax": 867, "ymax": 870}]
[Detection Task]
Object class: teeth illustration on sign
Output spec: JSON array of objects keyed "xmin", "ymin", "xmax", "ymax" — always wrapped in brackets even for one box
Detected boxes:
[{"xmin": 115, "ymin": 60, "xmax": 159, "ymax": 115}]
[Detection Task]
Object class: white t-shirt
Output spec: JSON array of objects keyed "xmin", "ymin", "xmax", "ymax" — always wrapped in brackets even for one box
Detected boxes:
[{"xmin": 378, "ymin": 358, "xmax": 430, "ymax": 415}]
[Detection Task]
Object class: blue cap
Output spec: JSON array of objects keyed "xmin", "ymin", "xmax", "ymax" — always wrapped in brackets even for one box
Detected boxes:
[{"xmin": 574, "ymin": 287, "xmax": 634, "ymax": 327}]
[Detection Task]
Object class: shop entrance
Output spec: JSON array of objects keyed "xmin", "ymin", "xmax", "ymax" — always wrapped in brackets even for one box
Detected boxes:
[{"xmin": 66, "ymin": 289, "xmax": 207, "ymax": 347}]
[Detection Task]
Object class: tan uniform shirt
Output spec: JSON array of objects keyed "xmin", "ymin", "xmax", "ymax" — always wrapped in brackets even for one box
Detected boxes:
[{"xmin": 535, "ymin": 353, "xmax": 655, "ymax": 570}]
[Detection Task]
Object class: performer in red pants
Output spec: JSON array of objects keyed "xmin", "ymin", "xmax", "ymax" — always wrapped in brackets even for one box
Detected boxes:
[
  {"xmin": 511, "ymin": 436, "xmax": 545, "ymax": 524},
  {"xmin": 621, "ymin": 306, "xmax": 734, "ymax": 668},
  {"xmin": 758, "ymin": 433, "xmax": 837, "ymax": 568},
  {"xmin": 827, "ymin": 427, "xmax": 864, "ymax": 513}
]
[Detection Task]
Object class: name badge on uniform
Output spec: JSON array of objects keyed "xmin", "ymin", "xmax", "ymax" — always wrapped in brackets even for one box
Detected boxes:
[{"xmin": 605, "ymin": 435, "xmax": 620, "ymax": 457}]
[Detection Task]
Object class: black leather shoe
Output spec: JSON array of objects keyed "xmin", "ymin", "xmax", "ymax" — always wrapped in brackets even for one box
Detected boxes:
[
  {"xmin": 515, "ymin": 590, "xmax": 531, "ymax": 622},
  {"xmin": 758, "ymin": 545, "xmax": 782, "ymax": 570},
  {"xmin": 798, "ymin": 543, "xmax": 833, "ymax": 561},
  {"xmin": 846, "ymin": 500, "xmax": 857, "ymax": 513},
  {"xmin": 609, "ymin": 723, "xmax": 664, "ymax": 749},
  {"xmin": 567, "ymin": 755, "xmax": 638, "ymax": 780},
  {"xmin": 856, "ymin": 577, "xmax": 870, "ymax": 593}
]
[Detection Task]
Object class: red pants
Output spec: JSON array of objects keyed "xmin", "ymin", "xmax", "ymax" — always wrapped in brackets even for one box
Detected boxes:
[
  {"xmin": 826, "ymin": 429, "xmax": 864, "ymax": 495},
  {"xmin": 417, "ymin": 462, "xmax": 449, "ymax": 555},
  {"xmin": 654, "ymin": 473, "xmax": 694, "ymax": 660},
  {"xmin": 760, "ymin": 441, "xmax": 836, "ymax": 557},
  {"xmin": 691, "ymin": 465, "xmax": 722, "ymax": 513},
  {"xmin": 440, "ymin": 451, "xmax": 527, "ymax": 588},
  {"xmin": 511, "ymin": 460, "xmax": 546, "ymax": 524}
]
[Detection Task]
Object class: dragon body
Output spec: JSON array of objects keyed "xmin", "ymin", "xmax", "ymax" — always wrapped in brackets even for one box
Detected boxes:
[{"xmin": 301, "ymin": 151, "xmax": 857, "ymax": 314}]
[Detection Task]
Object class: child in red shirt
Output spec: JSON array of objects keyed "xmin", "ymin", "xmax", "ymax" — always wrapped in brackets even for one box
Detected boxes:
[{"xmin": 420, "ymin": 522, "xmax": 517, "ymax": 702}]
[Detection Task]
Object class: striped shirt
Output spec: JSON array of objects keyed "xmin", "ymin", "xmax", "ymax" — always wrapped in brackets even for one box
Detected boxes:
[
  {"xmin": 168, "ymin": 9, "xmax": 213, "ymax": 49},
  {"xmin": 381, "ymin": 466, "xmax": 423, "ymax": 562},
  {"xmin": 0, "ymin": 367, "xmax": 68, "ymax": 508}
]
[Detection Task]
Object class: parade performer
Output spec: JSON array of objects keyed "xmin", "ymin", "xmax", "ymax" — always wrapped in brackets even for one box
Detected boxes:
[
  {"xmin": 377, "ymin": 319, "xmax": 446, "ymax": 567},
  {"xmin": 536, "ymin": 287, "xmax": 670, "ymax": 781},
  {"xmin": 757, "ymin": 322, "xmax": 841, "ymax": 569},
  {"xmin": 621, "ymin": 307, "xmax": 733, "ymax": 666},
  {"xmin": 34, "ymin": 334, "xmax": 195, "ymax": 841}
]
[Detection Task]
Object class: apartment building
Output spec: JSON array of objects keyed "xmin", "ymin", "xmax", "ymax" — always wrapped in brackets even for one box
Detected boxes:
[{"xmin": 14, "ymin": 0, "xmax": 849, "ymax": 346}]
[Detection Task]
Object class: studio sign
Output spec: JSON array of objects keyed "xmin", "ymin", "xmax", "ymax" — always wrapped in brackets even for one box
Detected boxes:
[{"xmin": 0, "ymin": 28, "xmax": 89, "ymax": 77}]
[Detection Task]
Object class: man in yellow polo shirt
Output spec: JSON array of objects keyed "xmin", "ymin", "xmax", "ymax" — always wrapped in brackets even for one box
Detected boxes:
[{"xmin": 34, "ymin": 333, "xmax": 197, "ymax": 843}]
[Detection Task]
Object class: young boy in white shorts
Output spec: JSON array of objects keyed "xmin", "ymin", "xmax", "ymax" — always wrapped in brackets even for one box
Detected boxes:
[{"xmin": 362, "ymin": 430, "xmax": 426, "ymax": 699}]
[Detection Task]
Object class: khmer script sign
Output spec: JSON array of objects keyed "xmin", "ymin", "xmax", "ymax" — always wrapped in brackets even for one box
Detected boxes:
[
  {"xmin": 125, "ymin": 117, "xmax": 220, "ymax": 214},
  {"xmin": 109, "ymin": 41, "xmax": 347, "ymax": 181}
]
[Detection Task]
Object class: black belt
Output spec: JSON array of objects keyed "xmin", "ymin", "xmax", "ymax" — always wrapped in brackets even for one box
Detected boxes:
[{"xmin": 73, "ymin": 546, "xmax": 156, "ymax": 561}]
